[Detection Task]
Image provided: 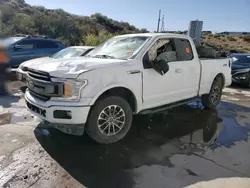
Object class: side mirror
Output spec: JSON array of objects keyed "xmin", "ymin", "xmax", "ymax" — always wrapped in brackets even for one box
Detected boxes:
[{"xmin": 152, "ymin": 59, "xmax": 169, "ymax": 75}]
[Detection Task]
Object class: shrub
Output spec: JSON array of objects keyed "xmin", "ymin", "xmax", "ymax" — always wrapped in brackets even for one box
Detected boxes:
[
  {"xmin": 214, "ymin": 34, "xmax": 220, "ymax": 38},
  {"xmin": 227, "ymin": 36, "xmax": 236, "ymax": 41},
  {"xmin": 82, "ymin": 31, "xmax": 117, "ymax": 46},
  {"xmin": 242, "ymin": 35, "xmax": 250, "ymax": 42}
]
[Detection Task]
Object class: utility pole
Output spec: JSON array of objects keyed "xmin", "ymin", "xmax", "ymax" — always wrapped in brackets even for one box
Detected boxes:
[
  {"xmin": 161, "ymin": 15, "xmax": 165, "ymax": 32},
  {"xmin": 157, "ymin": 9, "xmax": 161, "ymax": 32}
]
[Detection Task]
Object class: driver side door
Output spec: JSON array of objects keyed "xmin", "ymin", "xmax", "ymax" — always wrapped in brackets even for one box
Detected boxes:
[{"xmin": 141, "ymin": 37, "xmax": 194, "ymax": 109}]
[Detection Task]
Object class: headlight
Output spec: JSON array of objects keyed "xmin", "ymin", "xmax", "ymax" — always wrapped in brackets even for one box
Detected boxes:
[{"xmin": 51, "ymin": 78, "xmax": 87, "ymax": 101}]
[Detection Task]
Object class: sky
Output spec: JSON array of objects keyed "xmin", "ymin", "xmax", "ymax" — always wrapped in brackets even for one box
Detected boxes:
[{"xmin": 25, "ymin": 0, "xmax": 250, "ymax": 32}]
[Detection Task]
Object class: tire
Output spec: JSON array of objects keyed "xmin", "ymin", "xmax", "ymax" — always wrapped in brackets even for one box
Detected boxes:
[
  {"xmin": 201, "ymin": 76, "xmax": 223, "ymax": 109},
  {"xmin": 85, "ymin": 96, "xmax": 133, "ymax": 144}
]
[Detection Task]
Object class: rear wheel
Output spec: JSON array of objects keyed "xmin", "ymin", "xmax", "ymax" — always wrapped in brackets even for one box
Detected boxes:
[
  {"xmin": 201, "ymin": 76, "xmax": 223, "ymax": 109},
  {"xmin": 86, "ymin": 96, "xmax": 133, "ymax": 144}
]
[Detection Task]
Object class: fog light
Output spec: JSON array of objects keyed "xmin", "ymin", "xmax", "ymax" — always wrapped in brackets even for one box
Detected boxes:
[
  {"xmin": 66, "ymin": 111, "xmax": 72, "ymax": 117},
  {"xmin": 53, "ymin": 110, "xmax": 72, "ymax": 119}
]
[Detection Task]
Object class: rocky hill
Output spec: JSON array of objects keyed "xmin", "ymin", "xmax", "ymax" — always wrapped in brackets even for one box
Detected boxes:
[
  {"xmin": 203, "ymin": 34, "xmax": 250, "ymax": 54},
  {"xmin": 0, "ymin": 0, "xmax": 147, "ymax": 45}
]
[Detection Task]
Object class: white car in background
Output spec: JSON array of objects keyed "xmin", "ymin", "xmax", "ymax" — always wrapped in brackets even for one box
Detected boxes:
[{"xmin": 16, "ymin": 46, "xmax": 95, "ymax": 81}]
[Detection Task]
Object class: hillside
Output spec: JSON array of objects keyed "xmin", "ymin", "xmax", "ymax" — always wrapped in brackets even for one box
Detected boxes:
[
  {"xmin": 203, "ymin": 34, "xmax": 250, "ymax": 54},
  {"xmin": 0, "ymin": 0, "xmax": 147, "ymax": 45}
]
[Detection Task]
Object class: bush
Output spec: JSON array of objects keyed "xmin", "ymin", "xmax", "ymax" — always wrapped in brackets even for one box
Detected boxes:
[
  {"xmin": 0, "ymin": 3, "xmax": 140, "ymax": 46},
  {"xmin": 242, "ymin": 35, "xmax": 250, "ymax": 42},
  {"xmin": 214, "ymin": 34, "xmax": 220, "ymax": 38},
  {"xmin": 227, "ymin": 36, "xmax": 236, "ymax": 41},
  {"xmin": 243, "ymin": 47, "xmax": 250, "ymax": 51},
  {"xmin": 83, "ymin": 31, "xmax": 116, "ymax": 46}
]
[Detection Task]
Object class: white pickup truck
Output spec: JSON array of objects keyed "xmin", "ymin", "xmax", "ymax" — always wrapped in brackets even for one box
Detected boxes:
[{"xmin": 25, "ymin": 33, "xmax": 232, "ymax": 144}]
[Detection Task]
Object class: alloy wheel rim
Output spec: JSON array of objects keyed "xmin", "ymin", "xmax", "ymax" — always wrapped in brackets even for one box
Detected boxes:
[
  {"xmin": 97, "ymin": 105, "xmax": 125, "ymax": 136},
  {"xmin": 211, "ymin": 85, "xmax": 221, "ymax": 104}
]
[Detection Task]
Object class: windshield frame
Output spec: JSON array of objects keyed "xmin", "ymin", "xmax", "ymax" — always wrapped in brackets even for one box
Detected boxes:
[{"xmin": 86, "ymin": 36, "xmax": 151, "ymax": 60}]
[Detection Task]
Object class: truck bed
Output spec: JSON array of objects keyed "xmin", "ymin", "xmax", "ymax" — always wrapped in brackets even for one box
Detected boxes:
[{"xmin": 199, "ymin": 58, "xmax": 232, "ymax": 95}]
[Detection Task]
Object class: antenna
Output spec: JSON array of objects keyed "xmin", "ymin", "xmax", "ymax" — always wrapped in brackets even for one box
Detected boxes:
[
  {"xmin": 161, "ymin": 15, "xmax": 165, "ymax": 32},
  {"xmin": 157, "ymin": 9, "xmax": 161, "ymax": 32}
]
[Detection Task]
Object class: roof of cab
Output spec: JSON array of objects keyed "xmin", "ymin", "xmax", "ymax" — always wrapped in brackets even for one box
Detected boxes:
[{"xmin": 114, "ymin": 32, "xmax": 190, "ymax": 39}]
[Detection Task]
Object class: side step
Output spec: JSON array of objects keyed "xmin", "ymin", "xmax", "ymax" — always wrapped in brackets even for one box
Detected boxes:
[{"xmin": 139, "ymin": 97, "xmax": 199, "ymax": 114}]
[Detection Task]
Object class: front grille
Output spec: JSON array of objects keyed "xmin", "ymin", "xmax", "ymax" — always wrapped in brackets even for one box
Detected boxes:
[
  {"xmin": 29, "ymin": 90, "xmax": 50, "ymax": 101},
  {"xmin": 26, "ymin": 69, "xmax": 63, "ymax": 101},
  {"xmin": 27, "ymin": 69, "xmax": 50, "ymax": 82}
]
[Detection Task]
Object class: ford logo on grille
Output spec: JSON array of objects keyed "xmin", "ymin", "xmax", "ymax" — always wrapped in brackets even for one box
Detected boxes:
[{"xmin": 28, "ymin": 80, "xmax": 35, "ymax": 89}]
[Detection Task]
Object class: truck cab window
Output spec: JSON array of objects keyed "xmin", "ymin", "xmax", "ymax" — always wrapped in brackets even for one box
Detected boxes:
[
  {"xmin": 143, "ymin": 38, "xmax": 177, "ymax": 68},
  {"xmin": 174, "ymin": 38, "xmax": 193, "ymax": 61}
]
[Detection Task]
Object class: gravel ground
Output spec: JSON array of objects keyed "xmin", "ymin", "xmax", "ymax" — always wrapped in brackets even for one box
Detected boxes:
[{"xmin": 0, "ymin": 81, "xmax": 250, "ymax": 188}]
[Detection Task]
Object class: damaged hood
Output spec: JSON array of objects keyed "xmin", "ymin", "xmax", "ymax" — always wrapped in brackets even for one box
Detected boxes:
[
  {"xmin": 26, "ymin": 57, "xmax": 127, "ymax": 78},
  {"xmin": 21, "ymin": 57, "xmax": 51, "ymax": 67}
]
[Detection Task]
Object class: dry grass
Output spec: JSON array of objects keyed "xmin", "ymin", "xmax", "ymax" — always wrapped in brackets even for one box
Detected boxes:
[{"xmin": 203, "ymin": 34, "xmax": 250, "ymax": 53}]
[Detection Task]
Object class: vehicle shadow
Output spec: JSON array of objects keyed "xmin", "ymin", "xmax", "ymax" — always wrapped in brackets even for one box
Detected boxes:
[
  {"xmin": 33, "ymin": 101, "xmax": 250, "ymax": 188},
  {"xmin": 228, "ymin": 83, "xmax": 250, "ymax": 92}
]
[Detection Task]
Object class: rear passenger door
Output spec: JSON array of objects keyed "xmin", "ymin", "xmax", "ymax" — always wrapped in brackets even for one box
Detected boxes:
[{"xmin": 35, "ymin": 40, "xmax": 61, "ymax": 58}]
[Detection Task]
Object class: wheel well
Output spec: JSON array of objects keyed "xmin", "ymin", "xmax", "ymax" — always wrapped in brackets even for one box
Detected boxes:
[
  {"xmin": 96, "ymin": 87, "xmax": 137, "ymax": 112},
  {"xmin": 214, "ymin": 73, "xmax": 225, "ymax": 87}
]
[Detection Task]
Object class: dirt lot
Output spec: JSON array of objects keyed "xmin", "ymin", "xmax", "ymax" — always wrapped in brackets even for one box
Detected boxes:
[{"xmin": 0, "ymin": 81, "xmax": 250, "ymax": 188}]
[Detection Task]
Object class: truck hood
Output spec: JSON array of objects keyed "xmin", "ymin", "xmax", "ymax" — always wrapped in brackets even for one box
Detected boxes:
[
  {"xmin": 27, "ymin": 57, "xmax": 127, "ymax": 78},
  {"xmin": 21, "ymin": 57, "xmax": 51, "ymax": 67},
  {"xmin": 232, "ymin": 63, "xmax": 250, "ymax": 70}
]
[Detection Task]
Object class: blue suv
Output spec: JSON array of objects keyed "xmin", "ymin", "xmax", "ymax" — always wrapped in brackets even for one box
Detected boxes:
[{"xmin": 6, "ymin": 35, "xmax": 65, "ymax": 67}]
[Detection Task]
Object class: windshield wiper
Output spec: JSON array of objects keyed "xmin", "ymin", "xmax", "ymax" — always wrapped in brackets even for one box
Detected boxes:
[{"xmin": 92, "ymin": 54, "xmax": 115, "ymax": 59}]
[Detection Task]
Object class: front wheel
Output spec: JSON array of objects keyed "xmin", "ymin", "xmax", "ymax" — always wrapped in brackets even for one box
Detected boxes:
[
  {"xmin": 86, "ymin": 96, "xmax": 133, "ymax": 144},
  {"xmin": 201, "ymin": 76, "xmax": 223, "ymax": 109}
]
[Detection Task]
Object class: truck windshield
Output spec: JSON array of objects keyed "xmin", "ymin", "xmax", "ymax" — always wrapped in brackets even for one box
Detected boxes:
[{"xmin": 87, "ymin": 36, "xmax": 149, "ymax": 60}]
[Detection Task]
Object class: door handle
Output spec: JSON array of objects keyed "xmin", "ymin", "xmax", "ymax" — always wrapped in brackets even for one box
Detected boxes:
[
  {"xmin": 175, "ymin": 69, "xmax": 182, "ymax": 73},
  {"xmin": 128, "ymin": 70, "xmax": 141, "ymax": 74}
]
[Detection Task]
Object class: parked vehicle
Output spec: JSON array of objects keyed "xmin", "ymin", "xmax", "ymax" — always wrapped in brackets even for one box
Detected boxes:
[
  {"xmin": 16, "ymin": 46, "xmax": 95, "ymax": 81},
  {"xmin": 24, "ymin": 33, "xmax": 232, "ymax": 144},
  {"xmin": 231, "ymin": 53, "xmax": 250, "ymax": 87},
  {"xmin": 6, "ymin": 35, "xmax": 65, "ymax": 68}
]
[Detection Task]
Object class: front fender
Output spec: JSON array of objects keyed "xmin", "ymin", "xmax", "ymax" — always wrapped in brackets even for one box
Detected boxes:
[{"xmin": 89, "ymin": 83, "xmax": 142, "ymax": 113}]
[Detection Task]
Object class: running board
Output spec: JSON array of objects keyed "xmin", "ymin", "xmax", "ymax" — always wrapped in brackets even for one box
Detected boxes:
[{"xmin": 139, "ymin": 97, "xmax": 199, "ymax": 114}]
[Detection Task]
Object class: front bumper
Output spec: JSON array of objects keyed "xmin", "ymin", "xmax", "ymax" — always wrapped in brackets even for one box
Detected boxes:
[
  {"xmin": 231, "ymin": 71, "xmax": 249, "ymax": 84},
  {"xmin": 25, "ymin": 90, "xmax": 91, "ymax": 124}
]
